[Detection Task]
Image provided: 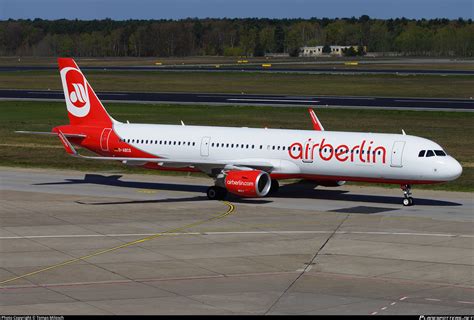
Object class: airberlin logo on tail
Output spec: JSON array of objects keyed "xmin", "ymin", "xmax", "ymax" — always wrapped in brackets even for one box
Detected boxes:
[{"xmin": 60, "ymin": 67, "xmax": 90, "ymax": 117}]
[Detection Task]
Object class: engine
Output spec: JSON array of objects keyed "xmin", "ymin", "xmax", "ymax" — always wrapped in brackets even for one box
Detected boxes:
[{"xmin": 225, "ymin": 170, "xmax": 271, "ymax": 197}]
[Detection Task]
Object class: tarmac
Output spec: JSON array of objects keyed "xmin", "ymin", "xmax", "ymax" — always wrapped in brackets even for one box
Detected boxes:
[
  {"xmin": 0, "ymin": 167, "xmax": 473, "ymax": 314},
  {"xmin": 1, "ymin": 89, "xmax": 473, "ymax": 111}
]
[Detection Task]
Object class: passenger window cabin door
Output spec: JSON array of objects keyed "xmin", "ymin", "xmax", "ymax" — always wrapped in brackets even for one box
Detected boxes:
[
  {"xmin": 200, "ymin": 136, "xmax": 211, "ymax": 157},
  {"xmin": 390, "ymin": 141, "xmax": 406, "ymax": 167}
]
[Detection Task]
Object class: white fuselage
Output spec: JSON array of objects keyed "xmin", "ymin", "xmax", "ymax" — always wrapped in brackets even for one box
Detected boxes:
[{"xmin": 113, "ymin": 123, "xmax": 462, "ymax": 184}]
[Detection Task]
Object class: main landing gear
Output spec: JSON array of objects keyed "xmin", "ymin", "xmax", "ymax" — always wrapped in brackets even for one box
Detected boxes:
[
  {"xmin": 269, "ymin": 179, "xmax": 280, "ymax": 195},
  {"xmin": 207, "ymin": 186, "xmax": 227, "ymax": 200},
  {"xmin": 401, "ymin": 184, "xmax": 414, "ymax": 206}
]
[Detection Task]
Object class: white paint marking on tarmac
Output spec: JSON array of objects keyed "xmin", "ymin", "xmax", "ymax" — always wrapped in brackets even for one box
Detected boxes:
[
  {"xmin": 381, "ymin": 307, "xmax": 387, "ymax": 310},
  {"xmin": 28, "ymin": 91, "xmax": 62, "ymax": 95},
  {"xmin": 458, "ymin": 301, "xmax": 474, "ymax": 305},
  {"xmin": 400, "ymin": 296, "xmax": 408, "ymax": 301},
  {"xmin": 284, "ymin": 96, "xmax": 376, "ymax": 100},
  {"xmin": 227, "ymin": 98, "xmax": 319, "ymax": 103},
  {"xmin": 425, "ymin": 298, "xmax": 441, "ymax": 302},
  {"xmin": 371, "ymin": 312, "xmax": 378, "ymax": 315},
  {"xmin": 0, "ymin": 270, "xmax": 299, "ymax": 290},
  {"xmin": 321, "ymin": 97, "xmax": 376, "ymax": 100},
  {"xmin": 0, "ymin": 230, "xmax": 470, "ymax": 240},
  {"xmin": 337, "ymin": 231, "xmax": 458, "ymax": 237},
  {"xmin": 395, "ymin": 99, "xmax": 473, "ymax": 104},
  {"xmin": 390, "ymin": 302, "xmax": 396, "ymax": 305},
  {"xmin": 96, "ymin": 93, "xmax": 128, "ymax": 96}
]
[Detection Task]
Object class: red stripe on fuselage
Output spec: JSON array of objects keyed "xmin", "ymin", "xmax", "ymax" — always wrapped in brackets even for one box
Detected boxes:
[{"xmin": 269, "ymin": 173, "xmax": 442, "ymax": 185}]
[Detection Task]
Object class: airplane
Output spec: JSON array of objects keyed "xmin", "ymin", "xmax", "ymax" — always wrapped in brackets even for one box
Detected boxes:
[{"xmin": 17, "ymin": 58, "xmax": 463, "ymax": 206}]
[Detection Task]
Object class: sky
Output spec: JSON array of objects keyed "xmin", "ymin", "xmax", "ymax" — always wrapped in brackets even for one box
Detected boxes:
[{"xmin": 1, "ymin": 0, "xmax": 472, "ymax": 20}]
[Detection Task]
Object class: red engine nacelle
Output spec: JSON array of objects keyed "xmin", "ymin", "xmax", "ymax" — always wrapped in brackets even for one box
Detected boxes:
[{"xmin": 225, "ymin": 170, "xmax": 271, "ymax": 198}]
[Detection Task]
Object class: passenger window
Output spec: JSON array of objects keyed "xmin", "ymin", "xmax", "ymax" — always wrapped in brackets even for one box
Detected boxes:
[
  {"xmin": 418, "ymin": 150, "xmax": 425, "ymax": 157},
  {"xmin": 434, "ymin": 150, "xmax": 446, "ymax": 156},
  {"xmin": 252, "ymin": 145, "xmax": 255, "ymax": 149},
  {"xmin": 426, "ymin": 150, "xmax": 435, "ymax": 157},
  {"xmin": 193, "ymin": 142, "xmax": 196, "ymax": 146},
  {"xmin": 260, "ymin": 145, "xmax": 263, "ymax": 149}
]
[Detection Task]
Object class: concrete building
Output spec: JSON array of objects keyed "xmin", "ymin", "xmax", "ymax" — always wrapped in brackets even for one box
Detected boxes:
[{"xmin": 300, "ymin": 45, "xmax": 362, "ymax": 57}]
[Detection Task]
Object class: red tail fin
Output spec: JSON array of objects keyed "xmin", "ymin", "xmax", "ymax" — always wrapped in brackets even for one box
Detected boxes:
[{"xmin": 58, "ymin": 58, "xmax": 114, "ymax": 127}]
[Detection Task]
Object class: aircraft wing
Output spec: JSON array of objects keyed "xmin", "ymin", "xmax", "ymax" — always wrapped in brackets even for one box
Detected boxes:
[
  {"xmin": 56, "ymin": 130, "xmax": 274, "ymax": 172},
  {"xmin": 308, "ymin": 108, "xmax": 324, "ymax": 131}
]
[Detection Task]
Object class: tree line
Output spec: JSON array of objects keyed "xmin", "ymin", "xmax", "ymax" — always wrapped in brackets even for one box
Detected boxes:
[{"xmin": 1, "ymin": 16, "xmax": 473, "ymax": 57}]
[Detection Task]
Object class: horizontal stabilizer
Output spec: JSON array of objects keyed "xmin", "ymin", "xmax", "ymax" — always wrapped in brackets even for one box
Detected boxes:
[
  {"xmin": 56, "ymin": 130, "xmax": 78, "ymax": 155},
  {"xmin": 15, "ymin": 131, "xmax": 86, "ymax": 138}
]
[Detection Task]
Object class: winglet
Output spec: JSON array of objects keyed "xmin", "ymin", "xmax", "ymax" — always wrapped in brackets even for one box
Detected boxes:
[
  {"xmin": 308, "ymin": 108, "xmax": 324, "ymax": 131},
  {"xmin": 57, "ymin": 130, "xmax": 78, "ymax": 155}
]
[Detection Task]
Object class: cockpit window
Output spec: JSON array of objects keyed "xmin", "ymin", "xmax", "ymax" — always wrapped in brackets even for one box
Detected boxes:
[
  {"xmin": 426, "ymin": 150, "xmax": 435, "ymax": 157},
  {"xmin": 434, "ymin": 150, "xmax": 446, "ymax": 156},
  {"xmin": 418, "ymin": 150, "xmax": 425, "ymax": 157}
]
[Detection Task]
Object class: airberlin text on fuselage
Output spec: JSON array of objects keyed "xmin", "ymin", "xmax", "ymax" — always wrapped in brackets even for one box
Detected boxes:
[{"xmin": 289, "ymin": 138, "xmax": 387, "ymax": 164}]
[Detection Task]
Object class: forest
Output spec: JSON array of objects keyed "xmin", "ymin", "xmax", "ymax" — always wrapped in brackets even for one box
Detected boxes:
[{"xmin": 1, "ymin": 16, "xmax": 473, "ymax": 57}]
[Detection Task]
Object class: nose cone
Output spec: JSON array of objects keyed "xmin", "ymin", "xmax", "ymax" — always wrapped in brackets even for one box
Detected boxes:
[{"xmin": 445, "ymin": 157, "xmax": 463, "ymax": 181}]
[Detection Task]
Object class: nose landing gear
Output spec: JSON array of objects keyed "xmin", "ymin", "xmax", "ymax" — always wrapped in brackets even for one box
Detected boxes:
[{"xmin": 401, "ymin": 184, "xmax": 414, "ymax": 206}]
